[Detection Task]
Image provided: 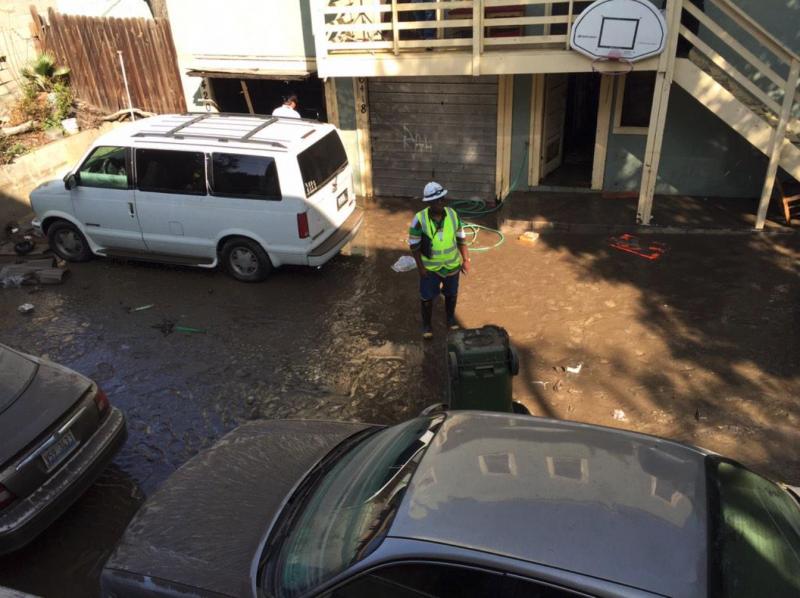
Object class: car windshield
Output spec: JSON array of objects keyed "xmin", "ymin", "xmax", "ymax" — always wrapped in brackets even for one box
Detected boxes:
[
  {"xmin": 271, "ymin": 415, "xmax": 443, "ymax": 598},
  {"xmin": 0, "ymin": 346, "xmax": 37, "ymax": 414},
  {"xmin": 709, "ymin": 459, "xmax": 800, "ymax": 597}
]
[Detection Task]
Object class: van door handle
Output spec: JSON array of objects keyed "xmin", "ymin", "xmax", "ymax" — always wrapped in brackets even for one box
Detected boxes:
[{"xmin": 128, "ymin": 202, "xmax": 135, "ymax": 217}]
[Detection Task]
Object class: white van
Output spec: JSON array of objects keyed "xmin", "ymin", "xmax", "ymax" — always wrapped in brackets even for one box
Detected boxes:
[{"xmin": 29, "ymin": 114, "xmax": 362, "ymax": 282}]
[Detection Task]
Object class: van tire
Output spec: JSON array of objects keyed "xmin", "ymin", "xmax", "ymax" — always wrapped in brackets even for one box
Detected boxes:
[
  {"xmin": 47, "ymin": 221, "xmax": 93, "ymax": 262},
  {"xmin": 220, "ymin": 238, "xmax": 273, "ymax": 282}
]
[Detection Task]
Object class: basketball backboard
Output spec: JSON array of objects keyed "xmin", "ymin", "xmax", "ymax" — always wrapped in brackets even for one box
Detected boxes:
[{"xmin": 570, "ymin": 0, "xmax": 667, "ymax": 62}]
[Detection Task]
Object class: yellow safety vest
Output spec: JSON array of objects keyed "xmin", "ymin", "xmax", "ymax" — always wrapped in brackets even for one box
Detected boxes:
[{"xmin": 417, "ymin": 207, "xmax": 462, "ymax": 273}]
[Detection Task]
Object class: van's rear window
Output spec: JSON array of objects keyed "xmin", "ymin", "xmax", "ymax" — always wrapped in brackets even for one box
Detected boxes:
[{"xmin": 297, "ymin": 131, "xmax": 347, "ymax": 197}]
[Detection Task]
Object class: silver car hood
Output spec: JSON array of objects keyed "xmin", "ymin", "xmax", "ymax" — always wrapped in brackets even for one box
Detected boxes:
[{"xmin": 102, "ymin": 419, "xmax": 370, "ymax": 597}]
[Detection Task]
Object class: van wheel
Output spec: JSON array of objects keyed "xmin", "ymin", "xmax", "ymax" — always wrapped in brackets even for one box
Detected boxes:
[
  {"xmin": 47, "ymin": 221, "xmax": 92, "ymax": 262},
  {"xmin": 220, "ymin": 238, "xmax": 272, "ymax": 282}
]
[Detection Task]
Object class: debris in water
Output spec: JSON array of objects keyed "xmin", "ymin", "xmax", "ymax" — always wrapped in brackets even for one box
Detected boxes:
[
  {"xmin": 128, "ymin": 304, "xmax": 154, "ymax": 313},
  {"xmin": 565, "ymin": 362, "xmax": 583, "ymax": 375},
  {"xmin": 152, "ymin": 319, "xmax": 176, "ymax": 335},
  {"xmin": 518, "ymin": 231, "xmax": 540, "ymax": 245},
  {"xmin": 175, "ymin": 325, "xmax": 206, "ymax": 334},
  {"xmin": 18, "ymin": 303, "xmax": 35, "ymax": 314},
  {"xmin": 609, "ymin": 234, "xmax": 667, "ymax": 261},
  {"xmin": 612, "ymin": 409, "xmax": 627, "ymax": 421}
]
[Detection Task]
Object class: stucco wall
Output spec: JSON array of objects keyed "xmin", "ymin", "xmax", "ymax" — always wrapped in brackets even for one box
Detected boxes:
[
  {"xmin": 0, "ymin": 0, "xmax": 57, "ymax": 116},
  {"xmin": 0, "ymin": 124, "xmax": 114, "ymax": 225}
]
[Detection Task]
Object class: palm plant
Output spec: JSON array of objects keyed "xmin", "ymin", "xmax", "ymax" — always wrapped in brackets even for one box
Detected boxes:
[{"xmin": 20, "ymin": 53, "xmax": 70, "ymax": 93}]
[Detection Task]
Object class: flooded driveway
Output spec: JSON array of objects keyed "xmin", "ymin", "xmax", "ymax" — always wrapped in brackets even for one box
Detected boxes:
[{"xmin": 0, "ymin": 198, "xmax": 798, "ymax": 596}]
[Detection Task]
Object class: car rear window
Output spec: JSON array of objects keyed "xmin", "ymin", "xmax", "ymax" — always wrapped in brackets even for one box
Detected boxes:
[
  {"xmin": 297, "ymin": 130, "xmax": 347, "ymax": 197},
  {"xmin": 0, "ymin": 347, "xmax": 37, "ymax": 414},
  {"xmin": 709, "ymin": 459, "xmax": 800, "ymax": 597},
  {"xmin": 210, "ymin": 153, "xmax": 281, "ymax": 200}
]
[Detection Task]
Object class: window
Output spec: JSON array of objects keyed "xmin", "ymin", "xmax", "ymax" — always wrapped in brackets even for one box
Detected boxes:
[
  {"xmin": 297, "ymin": 130, "xmax": 347, "ymax": 197},
  {"xmin": 135, "ymin": 148, "xmax": 206, "ymax": 195},
  {"xmin": 613, "ymin": 71, "xmax": 656, "ymax": 134},
  {"xmin": 709, "ymin": 459, "xmax": 800, "ymax": 597},
  {"xmin": 210, "ymin": 153, "xmax": 281, "ymax": 200},
  {"xmin": 326, "ymin": 563, "xmax": 507, "ymax": 598},
  {"xmin": 77, "ymin": 146, "xmax": 130, "ymax": 189},
  {"xmin": 325, "ymin": 563, "xmax": 584, "ymax": 598},
  {"xmin": 267, "ymin": 417, "xmax": 443, "ymax": 598}
]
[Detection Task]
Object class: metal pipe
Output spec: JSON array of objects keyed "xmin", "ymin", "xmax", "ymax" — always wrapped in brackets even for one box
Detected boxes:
[{"xmin": 117, "ymin": 50, "xmax": 135, "ymax": 121}]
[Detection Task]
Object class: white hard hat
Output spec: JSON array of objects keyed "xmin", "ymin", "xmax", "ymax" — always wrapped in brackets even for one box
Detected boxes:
[{"xmin": 423, "ymin": 181, "xmax": 448, "ymax": 202}]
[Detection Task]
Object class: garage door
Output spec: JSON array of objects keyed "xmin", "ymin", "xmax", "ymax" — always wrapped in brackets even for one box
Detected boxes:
[{"xmin": 369, "ymin": 76, "xmax": 498, "ymax": 201}]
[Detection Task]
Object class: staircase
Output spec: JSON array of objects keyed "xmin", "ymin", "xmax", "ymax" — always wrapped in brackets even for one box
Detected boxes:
[
  {"xmin": 669, "ymin": 0, "xmax": 800, "ymax": 197},
  {"xmin": 674, "ymin": 57, "xmax": 800, "ymax": 181}
]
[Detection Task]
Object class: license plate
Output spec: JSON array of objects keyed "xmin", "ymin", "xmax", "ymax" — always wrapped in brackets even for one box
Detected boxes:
[
  {"xmin": 337, "ymin": 189, "xmax": 348, "ymax": 210},
  {"xmin": 41, "ymin": 430, "xmax": 78, "ymax": 472}
]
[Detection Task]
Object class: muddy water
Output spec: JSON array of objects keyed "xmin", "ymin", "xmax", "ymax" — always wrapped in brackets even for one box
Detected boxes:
[{"xmin": 1, "ymin": 199, "xmax": 799, "ymax": 596}]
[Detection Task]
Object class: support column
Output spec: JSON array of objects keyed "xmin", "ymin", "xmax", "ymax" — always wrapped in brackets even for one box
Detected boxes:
[
  {"xmin": 636, "ymin": 0, "xmax": 683, "ymax": 225},
  {"xmin": 353, "ymin": 77, "xmax": 373, "ymax": 199},
  {"xmin": 496, "ymin": 75, "xmax": 514, "ymax": 199},
  {"xmin": 754, "ymin": 58, "xmax": 800, "ymax": 230},
  {"xmin": 324, "ymin": 78, "xmax": 339, "ymax": 127},
  {"xmin": 591, "ymin": 74, "xmax": 614, "ymax": 190}
]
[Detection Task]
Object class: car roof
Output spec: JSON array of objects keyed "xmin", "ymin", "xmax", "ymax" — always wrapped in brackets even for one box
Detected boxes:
[
  {"xmin": 93, "ymin": 113, "xmax": 335, "ymax": 155},
  {"xmin": 390, "ymin": 412, "xmax": 710, "ymax": 597}
]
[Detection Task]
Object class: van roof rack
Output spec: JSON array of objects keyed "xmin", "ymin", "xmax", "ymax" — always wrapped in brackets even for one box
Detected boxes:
[{"xmin": 132, "ymin": 113, "xmax": 292, "ymax": 149}]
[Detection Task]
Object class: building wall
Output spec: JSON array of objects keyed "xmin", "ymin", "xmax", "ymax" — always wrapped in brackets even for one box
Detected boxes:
[
  {"xmin": 334, "ymin": 77, "xmax": 366, "ymax": 196},
  {"xmin": 0, "ymin": 0, "xmax": 56, "ymax": 117},
  {"xmin": 165, "ymin": 0, "xmax": 315, "ymax": 110}
]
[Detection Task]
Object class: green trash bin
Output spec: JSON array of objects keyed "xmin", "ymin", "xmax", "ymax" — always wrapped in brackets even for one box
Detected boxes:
[{"xmin": 447, "ymin": 325, "xmax": 519, "ymax": 412}]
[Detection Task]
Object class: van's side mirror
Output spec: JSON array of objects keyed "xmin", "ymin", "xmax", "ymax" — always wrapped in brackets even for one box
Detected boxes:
[{"xmin": 64, "ymin": 174, "xmax": 78, "ymax": 190}]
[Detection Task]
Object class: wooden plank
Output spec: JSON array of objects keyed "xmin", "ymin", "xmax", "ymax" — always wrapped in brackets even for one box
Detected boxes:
[
  {"xmin": 483, "ymin": 35, "xmax": 568, "ymax": 46},
  {"xmin": 680, "ymin": 26, "xmax": 781, "ymax": 116},
  {"xmin": 636, "ymin": 0, "xmax": 683, "ymax": 225},
  {"xmin": 528, "ymin": 73, "xmax": 544, "ymax": 186},
  {"xmin": 755, "ymin": 58, "xmax": 800, "ymax": 229},
  {"xmin": 483, "ymin": 15, "xmax": 571, "ymax": 27},
  {"xmin": 354, "ymin": 77, "xmax": 373, "ymax": 198},
  {"xmin": 496, "ymin": 75, "xmax": 513, "ymax": 198},
  {"xmin": 591, "ymin": 74, "xmax": 613, "ymax": 190},
  {"xmin": 324, "ymin": 78, "xmax": 339, "ymax": 127},
  {"xmin": 682, "ymin": 2, "xmax": 788, "ymax": 94},
  {"xmin": 472, "ymin": 0, "xmax": 482, "ymax": 75},
  {"xmin": 240, "ymin": 81, "xmax": 255, "ymax": 114},
  {"xmin": 704, "ymin": 0, "xmax": 799, "ymax": 65}
]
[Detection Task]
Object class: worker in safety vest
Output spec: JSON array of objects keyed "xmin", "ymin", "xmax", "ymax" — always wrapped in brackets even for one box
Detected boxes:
[{"xmin": 408, "ymin": 182, "xmax": 471, "ymax": 339}]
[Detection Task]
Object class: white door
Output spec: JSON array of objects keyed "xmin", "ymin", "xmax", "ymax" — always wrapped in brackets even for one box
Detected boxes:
[
  {"xmin": 540, "ymin": 74, "xmax": 568, "ymax": 178},
  {"xmin": 70, "ymin": 146, "xmax": 147, "ymax": 251}
]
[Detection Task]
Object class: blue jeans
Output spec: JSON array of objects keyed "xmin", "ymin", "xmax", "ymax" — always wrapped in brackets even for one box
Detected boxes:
[{"xmin": 420, "ymin": 271, "xmax": 460, "ymax": 301}]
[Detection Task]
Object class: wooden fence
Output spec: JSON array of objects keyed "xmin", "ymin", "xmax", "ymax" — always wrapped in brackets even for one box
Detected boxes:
[{"xmin": 30, "ymin": 7, "xmax": 185, "ymax": 114}]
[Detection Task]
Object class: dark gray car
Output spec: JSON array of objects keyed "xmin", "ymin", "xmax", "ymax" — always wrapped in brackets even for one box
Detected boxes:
[
  {"xmin": 102, "ymin": 412, "xmax": 800, "ymax": 597},
  {"xmin": 0, "ymin": 343, "xmax": 127, "ymax": 554}
]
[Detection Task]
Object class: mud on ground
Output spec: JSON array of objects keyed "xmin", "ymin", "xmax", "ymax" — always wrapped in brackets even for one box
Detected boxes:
[{"xmin": 0, "ymin": 197, "xmax": 797, "ymax": 595}]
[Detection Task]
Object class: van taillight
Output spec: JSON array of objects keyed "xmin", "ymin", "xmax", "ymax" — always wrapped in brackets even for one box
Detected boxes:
[
  {"xmin": 0, "ymin": 484, "xmax": 15, "ymax": 510},
  {"xmin": 297, "ymin": 213, "xmax": 309, "ymax": 239}
]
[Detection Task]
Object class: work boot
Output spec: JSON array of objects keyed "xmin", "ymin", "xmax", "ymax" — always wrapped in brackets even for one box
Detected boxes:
[
  {"xmin": 421, "ymin": 300, "xmax": 433, "ymax": 339},
  {"xmin": 445, "ymin": 295, "xmax": 458, "ymax": 330}
]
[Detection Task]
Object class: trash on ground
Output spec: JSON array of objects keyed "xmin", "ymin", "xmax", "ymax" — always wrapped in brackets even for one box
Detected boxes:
[
  {"xmin": 609, "ymin": 234, "xmax": 667, "ymax": 261},
  {"xmin": 128, "ymin": 304, "xmax": 154, "ymax": 313},
  {"xmin": 152, "ymin": 319, "xmax": 175, "ymax": 335},
  {"xmin": 518, "ymin": 231, "xmax": 540, "ymax": 245},
  {"xmin": 612, "ymin": 409, "xmax": 628, "ymax": 421},
  {"xmin": 531, "ymin": 380, "xmax": 548, "ymax": 388},
  {"xmin": 565, "ymin": 362, "xmax": 583, "ymax": 374},
  {"xmin": 14, "ymin": 240, "xmax": 35, "ymax": 256},
  {"xmin": 17, "ymin": 303, "xmax": 35, "ymax": 314},
  {"xmin": 175, "ymin": 325, "xmax": 206, "ymax": 334},
  {"xmin": 391, "ymin": 255, "xmax": 417, "ymax": 272},
  {"xmin": 0, "ymin": 259, "xmax": 68, "ymax": 287}
]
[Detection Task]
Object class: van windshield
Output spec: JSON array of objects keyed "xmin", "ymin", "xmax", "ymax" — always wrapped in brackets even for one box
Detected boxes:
[{"xmin": 297, "ymin": 130, "xmax": 347, "ymax": 197}]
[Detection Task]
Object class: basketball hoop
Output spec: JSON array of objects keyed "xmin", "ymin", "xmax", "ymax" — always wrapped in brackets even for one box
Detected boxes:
[{"xmin": 591, "ymin": 54, "xmax": 634, "ymax": 76}]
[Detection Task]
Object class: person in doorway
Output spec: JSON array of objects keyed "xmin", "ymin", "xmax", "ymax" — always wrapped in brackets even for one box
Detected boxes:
[
  {"xmin": 272, "ymin": 93, "xmax": 301, "ymax": 118},
  {"xmin": 408, "ymin": 182, "xmax": 470, "ymax": 339}
]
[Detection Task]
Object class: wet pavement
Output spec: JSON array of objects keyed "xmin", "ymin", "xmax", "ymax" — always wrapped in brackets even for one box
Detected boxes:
[{"xmin": 0, "ymin": 197, "xmax": 799, "ymax": 596}]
